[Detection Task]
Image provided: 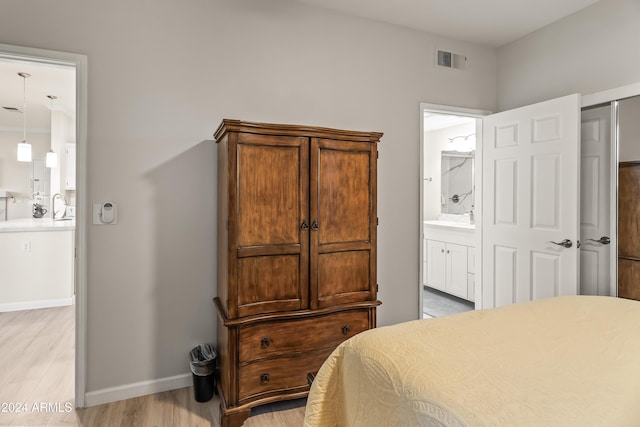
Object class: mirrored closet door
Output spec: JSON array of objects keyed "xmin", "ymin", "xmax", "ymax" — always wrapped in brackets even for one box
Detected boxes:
[{"xmin": 616, "ymin": 96, "xmax": 640, "ymax": 300}]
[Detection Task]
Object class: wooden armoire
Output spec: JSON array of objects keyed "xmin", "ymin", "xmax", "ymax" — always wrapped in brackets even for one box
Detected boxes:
[
  {"xmin": 213, "ymin": 119, "xmax": 382, "ymax": 427},
  {"xmin": 618, "ymin": 161, "xmax": 640, "ymax": 300}
]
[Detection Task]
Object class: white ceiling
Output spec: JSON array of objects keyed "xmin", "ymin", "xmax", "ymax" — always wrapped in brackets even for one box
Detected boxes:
[
  {"xmin": 293, "ymin": 0, "xmax": 601, "ymax": 47},
  {"xmin": 0, "ymin": 58, "xmax": 75, "ymax": 131}
]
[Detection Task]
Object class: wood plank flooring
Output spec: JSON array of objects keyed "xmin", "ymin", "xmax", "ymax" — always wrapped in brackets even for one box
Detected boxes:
[
  {"xmin": 0, "ymin": 305, "xmax": 306, "ymax": 426},
  {"xmin": 77, "ymin": 391, "xmax": 306, "ymax": 427}
]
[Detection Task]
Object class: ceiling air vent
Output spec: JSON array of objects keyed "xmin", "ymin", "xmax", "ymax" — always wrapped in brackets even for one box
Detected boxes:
[{"xmin": 436, "ymin": 49, "xmax": 467, "ymax": 70}]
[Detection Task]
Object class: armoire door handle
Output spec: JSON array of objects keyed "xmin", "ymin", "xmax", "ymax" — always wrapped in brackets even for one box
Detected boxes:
[
  {"xmin": 311, "ymin": 220, "xmax": 319, "ymax": 231},
  {"xmin": 300, "ymin": 220, "xmax": 309, "ymax": 230}
]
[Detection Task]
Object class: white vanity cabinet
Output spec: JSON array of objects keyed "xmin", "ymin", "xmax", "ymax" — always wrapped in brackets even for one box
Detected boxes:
[
  {"xmin": 427, "ymin": 240, "xmax": 468, "ymax": 298},
  {"xmin": 424, "ymin": 220, "xmax": 476, "ymax": 302}
]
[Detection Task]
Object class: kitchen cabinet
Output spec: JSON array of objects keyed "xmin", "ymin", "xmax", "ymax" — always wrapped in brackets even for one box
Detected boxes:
[{"xmin": 214, "ymin": 119, "xmax": 381, "ymax": 427}]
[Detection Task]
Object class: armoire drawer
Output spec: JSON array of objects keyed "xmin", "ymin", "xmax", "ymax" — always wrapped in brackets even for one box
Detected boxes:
[
  {"xmin": 238, "ymin": 349, "xmax": 332, "ymax": 402},
  {"xmin": 238, "ymin": 309, "xmax": 370, "ymax": 363}
]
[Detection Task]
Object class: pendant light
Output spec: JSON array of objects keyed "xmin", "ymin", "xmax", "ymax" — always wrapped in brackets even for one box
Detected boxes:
[
  {"xmin": 46, "ymin": 95, "xmax": 58, "ymax": 168},
  {"xmin": 17, "ymin": 72, "xmax": 32, "ymax": 162}
]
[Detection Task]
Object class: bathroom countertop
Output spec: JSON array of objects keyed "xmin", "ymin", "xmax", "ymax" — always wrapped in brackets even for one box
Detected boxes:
[
  {"xmin": 423, "ymin": 219, "xmax": 475, "ymax": 230},
  {"xmin": 0, "ymin": 217, "xmax": 76, "ymax": 233}
]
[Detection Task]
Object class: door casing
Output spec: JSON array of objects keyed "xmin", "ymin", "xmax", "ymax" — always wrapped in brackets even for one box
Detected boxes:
[
  {"xmin": 0, "ymin": 43, "xmax": 88, "ymax": 408},
  {"xmin": 419, "ymin": 103, "xmax": 489, "ymax": 315}
]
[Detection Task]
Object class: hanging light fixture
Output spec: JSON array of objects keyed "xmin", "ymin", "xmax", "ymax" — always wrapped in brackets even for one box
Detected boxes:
[
  {"xmin": 17, "ymin": 72, "xmax": 32, "ymax": 162},
  {"xmin": 46, "ymin": 95, "xmax": 58, "ymax": 168}
]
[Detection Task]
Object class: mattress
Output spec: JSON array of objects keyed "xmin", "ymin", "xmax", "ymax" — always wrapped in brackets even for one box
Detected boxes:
[{"xmin": 303, "ymin": 296, "xmax": 640, "ymax": 426}]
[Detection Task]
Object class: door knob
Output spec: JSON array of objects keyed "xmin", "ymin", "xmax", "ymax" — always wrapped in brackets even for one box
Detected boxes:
[
  {"xmin": 310, "ymin": 220, "xmax": 319, "ymax": 231},
  {"xmin": 586, "ymin": 236, "xmax": 610, "ymax": 245},
  {"xmin": 549, "ymin": 239, "xmax": 573, "ymax": 248}
]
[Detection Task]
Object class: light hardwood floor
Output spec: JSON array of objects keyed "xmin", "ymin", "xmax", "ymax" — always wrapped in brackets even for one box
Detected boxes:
[
  {"xmin": 76, "ymin": 390, "xmax": 306, "ymax": 427},
  {"xmin": 0, "ymin": 305, "xmax": 306, "ymax": 427}
]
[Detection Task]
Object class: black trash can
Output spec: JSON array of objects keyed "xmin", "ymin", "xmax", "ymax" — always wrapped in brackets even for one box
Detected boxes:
[{"xmin": 189, "ymin": 344, "xmax": 217, "ymax": 402}]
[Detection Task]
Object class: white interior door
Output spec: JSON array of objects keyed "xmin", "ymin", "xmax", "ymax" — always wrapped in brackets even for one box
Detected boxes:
[
  {"xmin": 482, "ymin": 94, "xmax": 581, "ymax": 308},
  {"xmin": 580, "ymin": 105, "xmax": 612, "ymax": 296}
]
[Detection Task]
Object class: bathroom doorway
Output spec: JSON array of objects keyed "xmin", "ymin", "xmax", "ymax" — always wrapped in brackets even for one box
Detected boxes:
[
  {"xmin": 0, "ymin": 43, "xmax": 87, "ymax": 411},
  {"xmin": 419, "ymin": 103, "xmax": 487, "ymax": 318}
]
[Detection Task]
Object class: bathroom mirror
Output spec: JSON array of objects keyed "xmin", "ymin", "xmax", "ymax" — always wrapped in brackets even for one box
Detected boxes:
[{"xmin": 441, "ymin": 151, "xmax": 474, "ymax": 215}]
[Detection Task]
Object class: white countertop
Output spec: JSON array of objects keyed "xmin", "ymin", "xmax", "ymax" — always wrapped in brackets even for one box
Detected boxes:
[
  {"xmin": 0, "ymin": 217, "xmax": 75, "ymax": 233},
  {"xmin": 424, "ymin": 220, "xmax": 476, "ymax": 230}
]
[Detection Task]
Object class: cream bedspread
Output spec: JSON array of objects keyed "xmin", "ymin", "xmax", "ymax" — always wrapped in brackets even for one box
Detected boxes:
[{"xmin": 304, "ymin": 296, "xmax": 640, "ymax": 426}]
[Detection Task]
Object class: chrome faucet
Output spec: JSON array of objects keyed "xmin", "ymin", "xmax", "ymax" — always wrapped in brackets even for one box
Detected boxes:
[{"xmin": 51, "ymin": 193, "xmax": 67, "ymax": 219}]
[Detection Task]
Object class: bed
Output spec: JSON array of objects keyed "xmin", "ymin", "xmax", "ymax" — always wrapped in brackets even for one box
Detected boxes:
[{"xmin": 303, "ymin": 296, "xmax": 640, "ymax": 426}]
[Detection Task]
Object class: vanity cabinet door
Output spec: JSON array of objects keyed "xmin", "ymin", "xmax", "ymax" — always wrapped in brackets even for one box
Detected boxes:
[
  {"xmin": 446, "ymin": 243, "xmax": 468, "ymax": 299},
  {"xmin": 426, "ymin": 240, "xmax": 472, "ymax": 300},
  {"xmin": 427, "ymin": 240, "xmax": 446, "ymax": 291}
]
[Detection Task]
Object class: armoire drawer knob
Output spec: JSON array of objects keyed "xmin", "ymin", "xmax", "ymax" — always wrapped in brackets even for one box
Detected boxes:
[
  {"xmin": 342, "ymin": 325, "xmax": 351, "ymax": 335},
  {"xmin": 260, "ymin": 373, "xmax": 270, "ymax": 384},
  {"xmin": 260, "ymin": 337, "xmax": 271, "ymax": 348}
]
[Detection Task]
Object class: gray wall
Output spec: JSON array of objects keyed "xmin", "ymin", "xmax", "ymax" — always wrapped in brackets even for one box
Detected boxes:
[
  {"xmin": 497, "ymin": 0, "xmax": 640, "ymax": 110},
  {"xmin": 619, "ymin": 96, "xmax": 640, "ymax": 162},
  {"xmin": 0, "ymin": 0, "xmax": 497, "ymax": 396}
]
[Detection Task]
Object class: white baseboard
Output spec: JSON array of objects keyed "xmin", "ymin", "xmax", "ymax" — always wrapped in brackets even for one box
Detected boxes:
[
  {"xmin": 84, "ymin": 373, "xmax": 193, "ymax": 407},
  {"xmin": 0, "ymin": 297, "xmax": 73, "ymax": 312}
]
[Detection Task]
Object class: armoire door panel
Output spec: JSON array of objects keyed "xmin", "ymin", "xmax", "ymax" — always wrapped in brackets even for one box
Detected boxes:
[
  {"xmin": 317, "ymin": 251, "xmax": 370, "ymax": 301},
  {"xmin": 232, "ymin": 132, "xmax": 310, "ymax": 317},
  {"xmin": 236, "ymin": 139, "xmax": 306, "ymax": 247},
  {"xmin": 310, "ymin": 138, "xmax": 377, "ymax": 308},
  {"xmin": 314, "ymin": 141, "xmax": 371, "ymax": 244},
  {"xmin": 237, "ymin": 254, "xmax": 305, "ymax": 316}
]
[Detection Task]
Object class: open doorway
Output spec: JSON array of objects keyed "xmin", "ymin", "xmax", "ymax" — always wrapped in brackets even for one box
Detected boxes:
[
  {"xmin": 0, "ymin": 43, "xmax": 87, "ymax": 415},
  {"xmin": 419, "ymin": 104, "xmax": 487, "ymax": 318}
]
